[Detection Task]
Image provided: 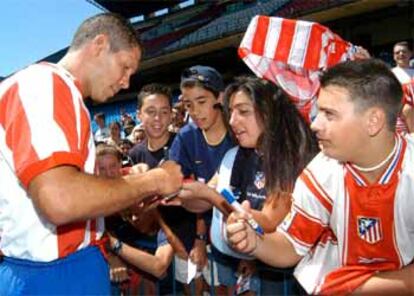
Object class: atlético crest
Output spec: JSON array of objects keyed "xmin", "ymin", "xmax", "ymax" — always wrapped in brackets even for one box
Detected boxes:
[
  {"xmin": 357, "ymin": 217, "xmax": 383, "ymax": 244},
  {"xmin": 254, "ymin": 171, "xmax": 265, "ymax": 190}
]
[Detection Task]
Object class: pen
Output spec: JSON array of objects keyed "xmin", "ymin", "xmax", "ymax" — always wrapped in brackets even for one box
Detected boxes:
[{"xmin": 220, "ymin": 188, "xmax": 264, "ymax": 235}]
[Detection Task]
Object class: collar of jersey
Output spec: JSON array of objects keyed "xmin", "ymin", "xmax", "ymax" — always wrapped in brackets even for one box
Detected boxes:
[{"xmin": 345, "ymin": 134, "xmax": 405, "ymax": 187}]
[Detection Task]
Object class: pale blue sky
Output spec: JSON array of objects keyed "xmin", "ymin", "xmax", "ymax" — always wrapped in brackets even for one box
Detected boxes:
[{"xmin": 0, "ymin": 0, "xmax": 103, "ymax": 77}]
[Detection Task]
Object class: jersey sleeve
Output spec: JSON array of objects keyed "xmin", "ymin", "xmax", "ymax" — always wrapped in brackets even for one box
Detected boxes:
[
  {"xmin": 3, "ymin": 66, "xmax": 87, "ymax": 188},
  {"xmin": 157, "ymin": 229, "xmax": 169, "ymax": 247},
  {"xmin": 278, "ymin": 155, "xmax": 334, "ymax": 256}
]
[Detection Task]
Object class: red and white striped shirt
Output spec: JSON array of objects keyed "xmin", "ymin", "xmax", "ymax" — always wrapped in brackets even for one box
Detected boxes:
[
  {"xmin": 0, "ymin": 63, "xmax": 103, "ymax": 262},
  {"xmin": 279, "ymin": 134, "xmax": 414, "ymax": 294}
]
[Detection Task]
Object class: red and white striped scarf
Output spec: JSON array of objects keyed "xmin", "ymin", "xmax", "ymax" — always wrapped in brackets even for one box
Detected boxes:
[{"xmin": 239, "ymin": 16, "xmax": 355, "ymax": 121}]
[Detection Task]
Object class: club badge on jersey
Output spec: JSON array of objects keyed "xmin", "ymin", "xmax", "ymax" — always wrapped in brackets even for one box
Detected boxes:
[
  {"xmin": 253, "ymin": 171, "xmax": 265, "ymax": 190},
  {"xmin": 357, "ymin": 217, "xmax": 383, "ymax": 244}
]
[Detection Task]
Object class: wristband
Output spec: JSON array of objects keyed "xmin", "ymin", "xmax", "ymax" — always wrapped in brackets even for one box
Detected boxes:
[
  {"xmin": 195, "ymin": 234, "xmax": 207, "ymax": 241},
  {"xmin": 112, "ymin": 239, "xmax": 123, "ymax": 255}
]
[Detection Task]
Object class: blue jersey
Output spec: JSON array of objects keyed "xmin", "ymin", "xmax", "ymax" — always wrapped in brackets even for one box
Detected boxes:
[
  {"xmin": 169, "ymin": 123, "xmax": 235, "ymax": 181},
  {"xmin": 231, "ymin": 148, "xmax": 266, "ymax": 210}
]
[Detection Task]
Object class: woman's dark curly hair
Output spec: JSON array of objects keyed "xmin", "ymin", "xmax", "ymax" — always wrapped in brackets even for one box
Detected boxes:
[{"xmin": 223, "ymin": 76, "xmax": 318, "ymax": 195}]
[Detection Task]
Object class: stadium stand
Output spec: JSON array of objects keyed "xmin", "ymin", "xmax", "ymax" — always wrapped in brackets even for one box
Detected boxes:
[
  {"xmin": 140, "ymin": 3, "xmax": 210, "ymax": 40},
  {"xmin": 164, "ymin": 0, "xmax": 290, "ymax": 52},
  {"xmin": 89, "ymin": 100, "xmax": 137, "ymax": 133},
  {"xmin": 140, "ymin": 3, "xmax": 224, "ymax": 57},
  {"xmin": 81, "ymin": 0, "xmax": 412, "ymax": 134},
  {"xmin": 276, "ymin": 0, "xmax": 344, "ymax": 18}
]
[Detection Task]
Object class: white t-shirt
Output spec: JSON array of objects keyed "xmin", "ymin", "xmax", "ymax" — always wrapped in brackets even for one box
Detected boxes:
[
  {"xmin": 94, "ymin": 126, "xmax": 110, "ymax": 142},
  {"xmin": 392, "ymin": 66, "xmax": 414, "ymax": 84}
]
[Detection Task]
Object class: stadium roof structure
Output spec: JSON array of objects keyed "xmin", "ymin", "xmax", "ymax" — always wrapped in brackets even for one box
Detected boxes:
[{"xmin": 89, "ymin": 0, "xmax": 187, "ymax": 19}]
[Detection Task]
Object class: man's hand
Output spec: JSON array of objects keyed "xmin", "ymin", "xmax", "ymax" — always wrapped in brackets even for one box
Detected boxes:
[
  {"xmin": 165, "ymin": 181, "xmax": 214, "ymax": 212},
  {"xmin": 352, "ymin": 46, "xmax": 370, "ymax": 60},
  {"xmin": 153, "ymin": 160, "xmax": 183, "ymax": 197},
  {"xmin": 109, "ymin": 256, "xmax": 129, "ymax": 283},
  {"xmin": 226, "ymin": 201, "xmax": 258, "ymax": 255},
  {"xmin": 179, "ymin": 181, "xmax": 212, "ymax": 201},
  {"xmin": 107, "ymin": 236, "xmax": 129, "ymax": 283},
  {"xmin": 189, "ymin": 239, "xmax": 208, "ymax": 271}
]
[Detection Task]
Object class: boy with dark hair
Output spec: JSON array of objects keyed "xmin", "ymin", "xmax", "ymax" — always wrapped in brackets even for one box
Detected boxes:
[
  {"xmin": 169, "ymin": 65, "xmax": 235, "ymax": 294},
  {"xmin": 126, "ymin": 83, "xmax": 186, "ymax": 294},
  {"xmin": 171, "ymin": 65, "xmax": 232, "ymax": 185},
  {"xmin": 129, "ymin": 83, "xmax": 175, "ymax": 167},
  {"xmin": 226, "ymin": 59, "xmax": 414, "ymax": 294}
]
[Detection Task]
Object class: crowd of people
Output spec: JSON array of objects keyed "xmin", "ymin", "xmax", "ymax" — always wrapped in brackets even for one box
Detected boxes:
[{"xmin": 0, "ymin": 12, "xmax": 414, "ymax": 296}]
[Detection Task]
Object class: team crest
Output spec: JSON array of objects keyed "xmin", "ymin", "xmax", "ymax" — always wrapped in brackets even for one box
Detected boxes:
[
  {"xmin": 254, "ymin": 172, "xmax": 265, "ymax": 189},
  {"xmin": 357, "ymin": 217, "xmax": 383, "ymax": 244}
]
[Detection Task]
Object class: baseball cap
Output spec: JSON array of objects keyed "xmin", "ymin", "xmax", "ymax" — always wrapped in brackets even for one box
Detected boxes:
[{"xmin": 181, "ymin": 65, "xmax": 224, "ymax": 93}]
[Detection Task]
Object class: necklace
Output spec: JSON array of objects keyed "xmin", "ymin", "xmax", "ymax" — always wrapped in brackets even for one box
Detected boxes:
[
  {"xmin": 202, "ymin": 129, "xmax": 226, "ymax": 146},
  {"xmin": 352, "ymin": 139, "xmax": 397, "ymax": 172}
]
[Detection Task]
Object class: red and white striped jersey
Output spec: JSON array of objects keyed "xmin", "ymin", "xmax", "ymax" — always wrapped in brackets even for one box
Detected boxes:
[
  {"xmin": 239, "ymin": 16, "xmax": 354, "ymax": 122},
  {"xmin": 0, "ymin": 63, "xmax": 103, "ymax": 262},
  {"xmin": 279, "ymin": 134, "xmax": 414, "ymax": 294}
]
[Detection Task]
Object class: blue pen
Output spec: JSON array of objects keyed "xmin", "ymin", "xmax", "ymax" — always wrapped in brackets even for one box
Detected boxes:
[{"xmin": 220, "ymin": 188, "xmax": 264, "ymax": 235}]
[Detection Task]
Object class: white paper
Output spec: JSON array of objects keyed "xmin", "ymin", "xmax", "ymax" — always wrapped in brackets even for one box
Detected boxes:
[{"xmin": 186, "ymin": 259, "xmax": 198, "ymax": 284}]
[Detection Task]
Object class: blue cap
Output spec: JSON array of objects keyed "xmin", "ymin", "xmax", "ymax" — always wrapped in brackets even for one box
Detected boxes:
[{"xmin": 181, "ymin": 65, "xmax": 224, "ymax": 93}]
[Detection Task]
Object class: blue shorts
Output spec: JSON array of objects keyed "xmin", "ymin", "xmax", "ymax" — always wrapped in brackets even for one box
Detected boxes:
[{"xmin": 0, "ymin": 246, "xmax": 110, "ymax": 295}]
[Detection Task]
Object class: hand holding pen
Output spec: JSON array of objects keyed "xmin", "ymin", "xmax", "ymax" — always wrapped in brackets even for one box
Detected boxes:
[
  {"xmin": 221, "ymin": 189, "xmax": 264, "ymax": 236},
  {"xmin": 226, "ymin": 199, "xmax": 261, "ymax": 256}
]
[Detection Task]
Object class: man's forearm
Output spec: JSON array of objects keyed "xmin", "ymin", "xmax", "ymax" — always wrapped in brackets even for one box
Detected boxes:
[
  {"xmin": 182, "ymin": 199, "xmax": 212, "ymax": 213},
  {"xmin": 118, "ymin": 242, "xmax": 173, "ymax": 278},
  {"xmin": 29, "ymin": 166, "xmax": 161, "ymax": 225},
  {"xmin": 354, "ymin": 263, "xmax": 414, "ymax": 295},
  {"xmin": 253, "ymin": 231, "xmax": 301, "ymax": 268}
]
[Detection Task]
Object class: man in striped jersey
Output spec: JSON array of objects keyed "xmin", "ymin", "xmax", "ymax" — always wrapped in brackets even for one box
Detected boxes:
[
  {"xmin": 226, "ymin": 59, "xmax": 414, "ymax": 294},
  {"xmin": 0, "ymin": 13, "xmax": 182, "ymax": 295}
]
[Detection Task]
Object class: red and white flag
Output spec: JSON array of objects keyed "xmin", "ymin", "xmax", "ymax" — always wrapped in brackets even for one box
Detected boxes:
[{"xmin": 239, "ymin": 16, "xmax": 355, "ymax": 121}]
